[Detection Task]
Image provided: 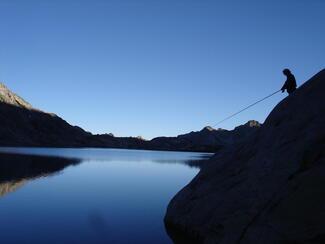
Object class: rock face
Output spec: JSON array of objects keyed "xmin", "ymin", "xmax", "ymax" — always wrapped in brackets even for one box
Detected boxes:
[
  {"xmin": 0, "ymin": 82, "xmax": 260, "ymax": 152},
  {"xmin": 165, "ymin": 69, "xmax": 325, "ymax": 243}
]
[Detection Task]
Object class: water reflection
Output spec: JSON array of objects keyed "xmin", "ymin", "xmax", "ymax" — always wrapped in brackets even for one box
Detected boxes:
[
  {"xmin": 0, "ymin": 148, "xmax": 210, "ymax": 244},
  {"xmin": 0, "ymin": 180, "xmax": 26, "ymax": 197},
  {"xmin": 0, "ymin": 153, "xmax": 80, "ymax": 197}
]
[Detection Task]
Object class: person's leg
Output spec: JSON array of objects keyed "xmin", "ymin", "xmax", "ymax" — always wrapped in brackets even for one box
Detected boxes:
[{"xmin": 288, "ymin": 87, "xmax": 296, "ymax": 94}]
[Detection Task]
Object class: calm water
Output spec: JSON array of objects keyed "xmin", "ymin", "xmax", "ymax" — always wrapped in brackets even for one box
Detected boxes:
[{"xmin": 0, "ymin": 148, "xmax": 210, "ymax": 244}]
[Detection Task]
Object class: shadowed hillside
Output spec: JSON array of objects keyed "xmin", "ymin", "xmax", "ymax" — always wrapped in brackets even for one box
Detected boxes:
[
  {"xmin": 149, "ymin": 121, "xmax": 261, "ymax": 152},
  {"xmin": 0, "ymin": 101, "xmax": 94, "ymax": 147}
]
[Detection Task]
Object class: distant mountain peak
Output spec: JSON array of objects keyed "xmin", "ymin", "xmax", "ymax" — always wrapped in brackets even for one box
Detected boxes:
[
  {"xmin": 233, "ymin": 120, "xmax": 261, "ymax": 132},
  {"xmin": 201, "ymin": 126, "xmax": 216, "ymax": 132},
  {"xmin": 244, "ymin": 120, "xmax": 261, "ymax": 128},
  {"xmin": 0, "ymin": 83, "xmax": 33, "ymax": 109}
]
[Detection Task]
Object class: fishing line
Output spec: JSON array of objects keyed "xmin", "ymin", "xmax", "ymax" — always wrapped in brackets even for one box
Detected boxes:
[{"xmin": 212, "ymin": 89, "xmax": 281, "ymax": 127}]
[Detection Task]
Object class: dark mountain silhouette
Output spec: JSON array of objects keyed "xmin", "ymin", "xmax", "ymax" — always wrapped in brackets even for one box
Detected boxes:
[
  {"xmin": 0, "ymin": 83, "xmax": 94, "ymax": 146},
  {"xmin": 0, "ymin": 83, "xmax": 260, "ymax": 152},
  {"xmin": 149, "ymin": 121, "xmax": 261, "ymax": 152},
  {"xmin": 165, "ymin": 69, "xmax": 325, "ymax": 243}
]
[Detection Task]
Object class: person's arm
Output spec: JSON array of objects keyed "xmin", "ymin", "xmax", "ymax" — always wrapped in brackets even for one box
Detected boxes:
[{"xmin": 281, "ymin": 80, "xmax": 288, "ymax": 92}]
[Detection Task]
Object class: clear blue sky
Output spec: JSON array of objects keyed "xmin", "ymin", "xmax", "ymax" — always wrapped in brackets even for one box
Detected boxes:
[{"xmin": 0, "ymin": 0, "xmax": 324, "ymax": 139}]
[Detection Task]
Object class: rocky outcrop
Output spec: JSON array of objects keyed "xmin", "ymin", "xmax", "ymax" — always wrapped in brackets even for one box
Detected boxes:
[
  {"xmin": 0, "ymin": 83, "xmax": 32, "ymax": 109},
  {"xmin": 165, "ymin": 69, "xmax": 325, "ymax": 243}
]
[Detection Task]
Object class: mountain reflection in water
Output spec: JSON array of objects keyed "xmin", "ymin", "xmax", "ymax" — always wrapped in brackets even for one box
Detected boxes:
[
  {"xmin": 0, "ymin": 148, "xmax": 210, "ymax": 244},
  {"xmin": 0, "ymin": 153, "xmax": 80, "ymax": 197}
]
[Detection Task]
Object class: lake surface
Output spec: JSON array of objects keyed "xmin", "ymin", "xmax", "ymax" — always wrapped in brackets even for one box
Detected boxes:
[{"xmin": 0, "ymin": 148, "xmax": 210, "ymax": 244}]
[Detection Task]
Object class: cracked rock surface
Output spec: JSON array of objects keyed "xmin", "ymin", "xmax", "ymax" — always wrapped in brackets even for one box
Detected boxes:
[{"xmin": 165, "ymin": 69, "xmax": 325, "ymax": 244}]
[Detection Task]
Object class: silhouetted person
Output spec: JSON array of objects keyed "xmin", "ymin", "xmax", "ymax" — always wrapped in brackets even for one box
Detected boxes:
[{"xmin": 281, "ymin": 69, "xmax": 297, "ymax": 94}]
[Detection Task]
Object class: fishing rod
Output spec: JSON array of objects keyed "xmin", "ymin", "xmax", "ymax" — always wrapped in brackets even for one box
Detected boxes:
[{"xmin": 212, "ymin": 89, "xmax": 282, "ymax": 127}]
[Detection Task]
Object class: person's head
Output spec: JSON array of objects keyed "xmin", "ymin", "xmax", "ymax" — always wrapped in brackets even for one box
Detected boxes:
[{"xmin": 283, "ymin": 68, "xmax": 291, "ymax": 76}]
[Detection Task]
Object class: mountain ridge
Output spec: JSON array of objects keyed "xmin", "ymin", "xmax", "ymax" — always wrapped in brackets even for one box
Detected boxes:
[{"xmin": 0, "ymin": 82, "xmax": 261, "ymax": 152}]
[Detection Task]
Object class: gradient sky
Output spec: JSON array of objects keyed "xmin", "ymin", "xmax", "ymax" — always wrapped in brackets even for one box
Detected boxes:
[{"xmin": 0, "ymin": 0, "xmax": 324, "ymax": 139}]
